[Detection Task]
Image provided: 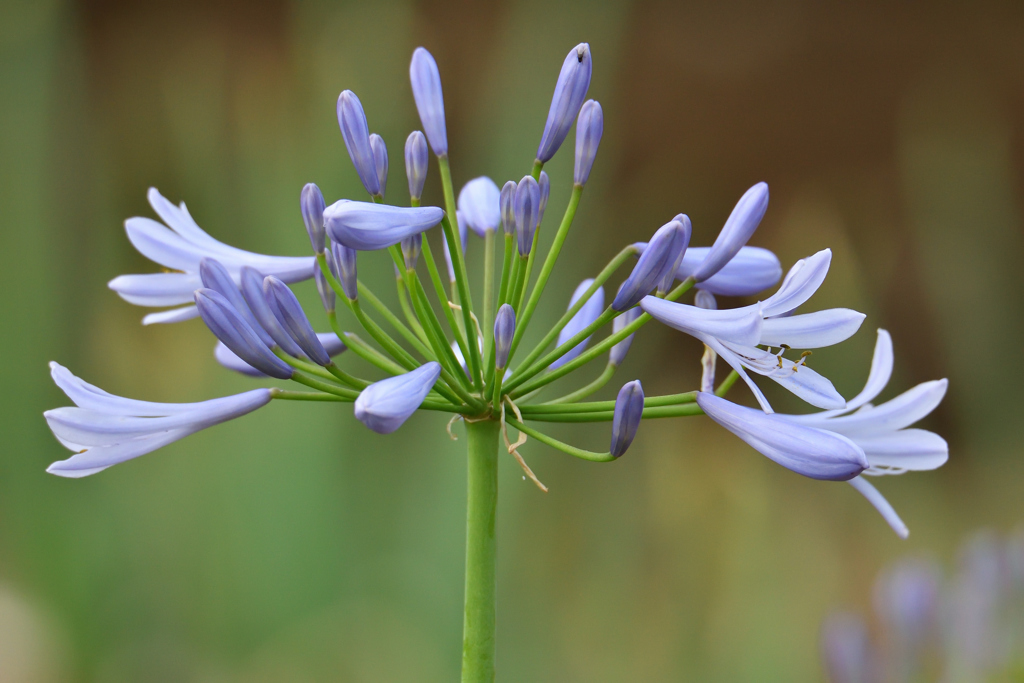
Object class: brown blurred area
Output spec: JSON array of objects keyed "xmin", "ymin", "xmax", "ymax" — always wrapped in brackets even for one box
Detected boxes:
[{"xmin": 2, "ymin": 0, "xmax": 1023, "ymax": 680}]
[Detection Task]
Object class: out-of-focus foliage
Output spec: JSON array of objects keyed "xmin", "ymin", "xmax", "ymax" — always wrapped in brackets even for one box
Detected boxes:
[{"xmin": 2, "ymin": 0, "xmax": 1023, "ymax": 680}]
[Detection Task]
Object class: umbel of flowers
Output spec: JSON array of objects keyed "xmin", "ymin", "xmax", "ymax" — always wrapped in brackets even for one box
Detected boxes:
[{"xmin": 44, "ymin": 42, "xmax": 948, "ymax": 682}]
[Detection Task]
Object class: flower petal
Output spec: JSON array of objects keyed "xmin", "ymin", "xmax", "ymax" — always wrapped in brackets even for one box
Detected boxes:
[
  {"xmin": 47, "ymin": 428, "xmax": 197, "ymax": 478},
  {"xmin": 324, "ymin": 200, "xmax": 443, "ymax": 251},
  {"xmin": 672, "ymin": 245, "xmax": 782, "ymax": 297},
  {"xmin": 759, "ymin": 308, "xmax": 866, "ymax": 349},
  {"xmin": 551, "ymin": 280, "xmax": 605, "ymax": 370},
  {"xmin": 108, "ymin": 272, "xmax": 201, "ymax": 307},
  {"xmin": 640, "ymin": 296, "xmax": 763, "ymax": 346},
  {"xmin": 817, "ymin": 379, "xmax": 948, "ymax": 438},
  {"xmin": 50, "ymin": 362, "xmax": 201, "ymax": 415},
  {"xmin": 848, "ymin": 476, "xmax": 909, "ymax": 539},
  {"xmin": 761, "ymin": 249, "xmax": 831, "ymax": 317},
  {"xmin": 859, "ymin": 429, "xmax": 949, "ymax": 472},
  {"xmin": 142, "ymin": 306, "xmax": 200, "ymax": 325}
]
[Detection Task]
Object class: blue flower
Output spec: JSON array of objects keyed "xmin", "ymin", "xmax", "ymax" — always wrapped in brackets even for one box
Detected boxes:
[
  {"xmin": 324, "ymin": 200, "xmax": 443, "ymax": 251},
  {"xmin": 355, "ymin": 363, "xmax": 442, "ymax": 434}
]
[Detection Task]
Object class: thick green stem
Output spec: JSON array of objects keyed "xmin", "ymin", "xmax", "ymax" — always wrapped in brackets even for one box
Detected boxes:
[{"xmin": 462, "ymin": 419, "xmax": 500, "ymax": 683}]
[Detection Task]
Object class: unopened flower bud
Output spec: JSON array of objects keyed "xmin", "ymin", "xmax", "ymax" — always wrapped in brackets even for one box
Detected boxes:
[
  {"xmin": 694, "ymin": 289, "xmax": 717, "ymax": 310},
  {"xmin": 324, "ymin": 200, "xmax": 443, "ymax": 250},
  {"xmin": 330, "ymin": 242, "xmax": 358, "ymax": 300},
  {"xmin": 239, "ymin": 267, "xmax": 305, "ymax": 358},
  {"xmin": 538, "ymin": 171, "xmax": 551, "ymax": 224},
  {"xmin": 401, "ymin": 233, "xmax": 422, "ymax": 270},
  {"xmin": 405, "ymin": 131, "xmax": 428, "ymax": 200},
  {"xmin": 610, "ymin": 380, "xmax": 644, "ymax": 457},
  {"xmin": 300, "ymin": 183, "xmax": 327, "ymax": 253},
  {"xmin": 656, "ymin": 214, "xmax": 691, "ymax": 293},
  {"xmin": 574, "ymin": 99, "xmax": 603, "ymax": 186},
  {"xmin": 195, "ymin": 288, "xmax": 293, "ymax": 379},
  {"xmin": 537, "ymin": 43, "xmax": 592, "ymax": 163},
  {"xmin": 369, "ymin": 133, "xmax": 388, "ymax": 199},
  {"xmin": 263, "ymin": 276, "xmax": 331, "ymax": 367},
  {"xmin": 458, "ymin": 177, "xmax": 501, "ymax": 236},
  {"xmin": 514, "ymin": 175, "xmax": 540, "ymax": 256},
  {"xmin": 500, "ymin": 180, "xmax": 517, "ymax": 235},
  {"xmin": 355, "ymin": 362, "xmax": 442, "ymax": 434},
  {"xmin": 313, "ymin": 260, "xmax": 335, "ymax": 313},
  {"xmin": 609, "ymin": 305, "xmax": 642, "ymax": 367},
  {"xmin": 336, "ymin": 90, "xmax": 381, "ymax": 196},
  {"xmin": 691, "ymin": 182, "xmax": 769, "ymax": 282},
  {"xmin": 612, "ymin": 219, "xmax": 689, "ymax": 311},
  {"xmin": 409, "ymin": 47, "xmax": 447, "ymax": 156},
  {"xmin": 199, "ymin": 258, "xmax": 276, "ymax": 348},
  {"xmin": 494, "ymin": 304, "xmax": 516, "ymax": 369}
]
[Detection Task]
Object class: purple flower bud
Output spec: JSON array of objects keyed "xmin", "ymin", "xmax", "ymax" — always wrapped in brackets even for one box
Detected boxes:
[
  {"xmin": 820, "ymin": 613, "xmax": 878, "ymax": 683},
  {"xmin": 694, "ymin": 289, "xmax": 717, "ymax": 310},
  {"xmin": 500, "ymin": 180, "xmax": 517, "ymax": 235},
  {"xmin": 194, "ymin": 288, "xmax": 293, "ymax": 379},
  {"xmin": 329, "ymin": 242, "xmax": 358, "ymax": 300},
  {"xmin": 515, "ymin": 175, "xmax": 541, "ymax": 256},
  {"xmin": 216, "ymin": 333, "xmax": 346, "ymax": 378},
  {"xmin": 401, "ymin": 233, "xmax": 422, "ymax": 270},
  {"xmin": 574, "ymin": 99, "xmax": 603, "ymax": 186},
  {"xmin": 691, "ymin": 182, "xmax": 769, "ymax": 282},
  {"xmin": 336, "ymin": 90, "xmax": 381, "ymax": 196},
  {"xmin": 355, "ymin": 362, "xmax": 442, "ymax": 434},
  {"xmin": 494, "ymin": 303, "xmax": 516, "ymax": 369},
  {"xmin": 369, "ymin": 133, "xmax": 388, "ymax": 199},
  {"xmin": 443, "ymin": 216, "xmax": 469, "ymax": 282},
  {"xmin": 538, "ymin": 171, "xmax": 551, "ymax": 224},
  {"xmin": 551, "ymin": 279, "xmax": 605, "ymax": 370},
  {"xmin": 609, "ymin": 305, "xmax": 642, "ymax": 367},
  {"xmin": 657, "ymin": 214, "xmax": 691, "ymax": 293},
  {"xmin": 695, "ymin": 392, "xmax": 869, "ymax": 480},
  {"xmin": 612, "ymin": 219, "xmax": 690, "ymax": 311},
  {"xmin": 537, "ymin": 43, "xmax": 592, "ymax": 163},
  {"xmin": 263, "ymin": 276, "xmax": 331, "ymax": 367},
  {"xmin": 409, "ymin": 48, "xmax": 447, "ymax": 156},
  {"xmin": 239, "ymin": 267, "xmax": 306, "ymax": 358},
  {"xmin": 198, "ymin": 258, "xmax": 276, "ymax": 348},
  {"xmin": 313, "ymin": 260, "xmax": 335, "ymax": 313},
  {"xmin": 300, "ymin": 183, "xmax": 327, "ymax": 253},
  {"xmin": 405, "ymin": 131, "xmax": 429, "ymax": 200},
  {"xmin": 323, "ymin": 200, "xmax": 443, "ymax": 251},
  {"xmin": 458, "ymin": 177, "xmax": 501, "ymax": 236},
  {"xmin": 610, "ymin": 380, "xmax": 644, "ymax": 457}
]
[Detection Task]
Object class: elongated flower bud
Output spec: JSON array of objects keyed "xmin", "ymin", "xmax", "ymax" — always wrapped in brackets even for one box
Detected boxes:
[
  {"xmin": 538, "ymin": 171, "xmax": 551, "ymax": 225},
  {"xmin": 409, "ymin": 47, "xmax": 447, "ymax": 156},
  {"xmin": 458, "ymin": 177, "xmax": 501, "ymax": 236},
  {"xmin": 443, "ymin": 216, "xmax": 469, "ymax": 282},
  {"xmin": 401, "ymin": 233, "xmax": 422, "ymax": 270},
  {"xmin": 574, "ymin": 99, "xmax": 603, "ymax": 186},
  {"xmin": 610, "ymin": 380, "xmax": 644, "ymax": 457},
  {"xmin": 198, "ymin": 258, "xmax": 276, "ymax": 348},
  {"xmin": 691, "ymin": 182, "xmax": 769, "ymax": 282},
  {"xmin": 336, "ymin": 90, "xmax": 381, "ymax": 196},
  {"xmin": 195, "ymin": 288, "xmax": 293, "ymax": 379},
  {"xmin": 500, "ymin": 180, "xmax": 517, "ymax": 235},
  {"xmin": 658, "ymin": 214, "xmax": 692, "ymax": 293},
  {"xmin": 612, "ymin": 219, "xmax": 690, "ymax": 311},
  {"xmin": 217, "ymin": 332, "xmax": 345, "ymax": 378},
  {"xmin": 551, "ymin": 279, "xmax": 605, "ymax": 370},
  {"xmin": 694, "ymin": 289, "xmax": 717, "ymax": 310},
  {"xmin": 301, "ymin": 183, "xmax": 327, "ymax": 253},
  {"xmin": 405, "ymin": 131, "xmax": 428, "ymax": 200},
  {"xmin": 324, "ymin": 200, "xmax": 443, "ymax": 251},
  {"xmin": 313, "ymin": 260, "xmax": 335, "ymax": 313},
  {"xmin": 494, "ymin": 304, "xmax": 515, "ymax": 369},
  {"xmin": 369, "ymin": 133, "xmax": 388, "ymax": 199},
  {"xmin": 239, "ymin": 267, "xmax": 306, "ymax": 358},
  {"xmin": 355, "ymin": 362, "xmax": 441, "ymax": 434},
  {"xmin": 263, "ymin": 276, "xmax": 331, "ymax": 366},
  {"xmin": 515, "ymin": 175, "xmax": 540, "ymax": 256},
  {"xmin": 695, "ymin": 392, "xmax": 869, "ymax": 480},
  {"xmin": 329, "ymin": 242, "xmax": 358, "ymax": 300},
  {"xmin": 609, "ymin": 305, "xmax": 641, "ymax": 366},
  {"xmin": 537, "ymin": 43, "xmax": 592, "ymax": 163}
]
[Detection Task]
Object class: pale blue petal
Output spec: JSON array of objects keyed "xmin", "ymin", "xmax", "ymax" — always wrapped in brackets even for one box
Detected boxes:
[
  {"xmin": 640, "ymin": 296, "xmax": 763, "ymax": 346},
  {"xmin": 848, "ymin": 476, "xmax": 909, "ymax": 538},
  {"xmin": 760, "ymin": 308, "xmax": 866, "ymax": 349}
]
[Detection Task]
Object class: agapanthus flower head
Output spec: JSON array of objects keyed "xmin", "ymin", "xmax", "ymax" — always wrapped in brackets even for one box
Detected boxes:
[
  {"xmin": 610, "ymin": 380, "xmax": 644, "ymax": 457},
  {"xmin": 691, "ymin": 182, "xmax": 770, "ymax": 282},
  {"xmin": 458, "ymin": 177, "xmax": 501, "ymax": 236},
  {"xmin": 550, "ymin": 279, "xmax": 605, "ymax": 370},
  {"xmin": 44, "ymin": 363, "xmax": 272, "ymax": 478},
  {"xmin": 239, "ymin": 266, "xmax": 306, "ymax": 358},
  {"xmin": 494, "ymin": 304, "xmax": 516, "ymax": 369},
  {"xmin": 313, "ymin": 260, "xmax": 335, "ymax": 313},
  {"xmin": 301, "ymin": 182, "xmax": 327, "ymax": 253},
  {"xmin": 537, "ymin": 43, "xmax": 592, "ymax": 163},
  {"xmin": 574, "ymin": 99, "xmax": 603, "ymax": 187},
  {"xmin": 369, "ymin": 133, "xmax": 388, "ymax": 198},
  {"xmin": 323, "ymin": 200, "xmax": 443, "ymax": 251},
  {"xmin": 216, "ymin": 333, "xmax": 345, "ymax": 377},
  {"xmin": 329, "ymin": 242, "xmax": 358, "ymax": 300},
  {"xmin": 609, "ymin": 304, "xmax": 641, "ymax": 367},
  {"xmin": 355, "ymin": 362, "xmax": 442, "ymax": 434},
  {"xmin": 500, "ymin": 180, "xmax": 517, "ymax": 235},
  {"xmin": 405, "ymin": 130, "xmax": 429, "ymax": 200},
  {"xmin": 336, "ymin": 90, "xmax": 381, "ymax": 197},
  {"xmin": 409, "ymin": 47, "xmax": 447, "ymax": 156},
  {"xmin": 612, "ymin": 218, "xmax": 690, "ymax": 311},
  {"xmin": 515, "ymin": 175, "xmax": 541, "ymax": 256},
  {"xmin": 263, "ymin": 276, "xmax": 331, "ymax": 366},
  {"xmin": 194, "ymin": 288, "xmax": 294, "ymax": 379}
]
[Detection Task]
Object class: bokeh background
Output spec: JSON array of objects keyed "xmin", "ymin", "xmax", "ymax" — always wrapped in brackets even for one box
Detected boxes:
[{"xmin": 2, "ymin": 0, "xmax": 1023, "ymax": 680}]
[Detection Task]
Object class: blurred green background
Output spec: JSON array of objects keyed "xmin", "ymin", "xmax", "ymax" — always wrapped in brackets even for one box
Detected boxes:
[{"xmin": 2, "ymin": 0, "xmax": 1023, "ymax": 680}]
